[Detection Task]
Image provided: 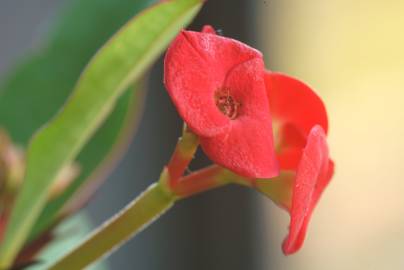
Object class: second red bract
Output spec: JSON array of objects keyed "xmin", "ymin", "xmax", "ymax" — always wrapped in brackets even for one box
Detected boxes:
[{"xmin": 265, "ymin": 73, "xmax": 334, "ymax": 254}]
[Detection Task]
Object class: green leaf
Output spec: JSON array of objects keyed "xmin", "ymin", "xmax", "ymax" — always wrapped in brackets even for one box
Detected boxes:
[
  {"xmin": 0, "ymin": 0, "xmax": 203, "ymax": 267},
  {"xmin": 0, "ymin": 0, "xmax": 155, "ymax": 241},
  {"xmin": 0, "ymin": 0, "xmax": 154, "ymax": 145},
  {"xmin": 28, "ymin": 86, "xmax": 144, "ymax": 242}
]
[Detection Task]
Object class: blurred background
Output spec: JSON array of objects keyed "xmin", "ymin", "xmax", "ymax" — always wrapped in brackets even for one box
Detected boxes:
[
  {"xmin": 256, "ymin": 1, "xmax": 404, "ymax": 269},
  {"xmin": 1, "ymin": 0, "xmax": 404, "ymax": 269}
]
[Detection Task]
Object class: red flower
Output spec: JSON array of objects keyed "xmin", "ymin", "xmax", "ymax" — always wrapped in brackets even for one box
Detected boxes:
[
  {"xmin": 164, "ymin": 27, "xmax": 278, "ymax": 178},
  {"xmin": 164, "ymin": 26, "xmax": 334, "ymax": 255},
  {"xmin": 265, "ymin": 72, "xmax": 334, "ymax": 254}
]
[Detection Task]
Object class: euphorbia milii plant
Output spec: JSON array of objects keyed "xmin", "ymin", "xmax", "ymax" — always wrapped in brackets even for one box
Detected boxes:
[
  {"xmin": 50, "ymin": 25, "xmax": 334, "ymax": 268},
  {"xmin": 164, "ymin": 26, "xmax": 334, "ymax": 254}
]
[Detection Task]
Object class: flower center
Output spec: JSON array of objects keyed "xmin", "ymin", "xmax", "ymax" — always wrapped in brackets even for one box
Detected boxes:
[{"xmin": 215, "ymin": 89, "xmax": 241, "ymax": 119}]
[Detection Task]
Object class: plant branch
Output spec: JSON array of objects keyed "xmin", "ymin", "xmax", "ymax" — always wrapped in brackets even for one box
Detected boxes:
[{"xmin": 48, "ymin": 180, "xmax": 174, "ymax": 270}]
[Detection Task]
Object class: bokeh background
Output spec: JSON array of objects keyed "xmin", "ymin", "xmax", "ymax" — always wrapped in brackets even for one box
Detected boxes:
[
  {"xmin": 1, "ymin": 0, "xmax": 404, "ymax": 269},
  {"xmin": 256, "ymin": 1, "xmax": 404, "ymax": 269}
]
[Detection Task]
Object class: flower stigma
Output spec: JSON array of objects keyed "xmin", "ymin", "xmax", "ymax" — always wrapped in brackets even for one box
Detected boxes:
[{"xmin": 215, "ymin": 88, "xmax": 241, "ymax": 119}]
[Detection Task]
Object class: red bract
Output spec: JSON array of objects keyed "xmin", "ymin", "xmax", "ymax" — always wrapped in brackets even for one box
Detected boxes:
[
  {"xmin": 265, "ymin": 72, "xmax": 334, "ymax": 255},
  {"xmin": 282, "ymin": 125, "xmax": 333, "ymax": 254},
  {"xmin": 164, "ymin": 28, "xmax": 278, "ymax": 178}
]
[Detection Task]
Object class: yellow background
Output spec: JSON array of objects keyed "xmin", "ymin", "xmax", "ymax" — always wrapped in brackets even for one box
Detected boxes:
[{"xmin": 256, "ymin": 1, "xmax": 404, "ymax": 269}]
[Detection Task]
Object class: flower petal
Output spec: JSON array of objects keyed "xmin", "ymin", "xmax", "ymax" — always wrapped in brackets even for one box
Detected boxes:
[
  {"xmin": 199, "ymin": 58, "xmax": 278, "ymax": 178},
  {"xmin": 277, "ymin": 147, "xmax": 302, "ymax": 171},
  {"xmin": 200, "ymin": 119, "xmax": 279, "ymax": 178},
  {"xmin": 282, "ymin": 125, "xmax": 334, "ymax": 255},
  {"xmin": 276, "ymin": 124, "xmax": 306, "ymax": 171},
  {"xmin": 265, "ymin": 72, "xmax": 329, "ymax": 139},
  {"xmin": 223, "ymin": 58, "xmax": 273, "ymax": 122},
  {"xmin": 164, "ymin": 30, "xmax": 263, "ymax": 137}
]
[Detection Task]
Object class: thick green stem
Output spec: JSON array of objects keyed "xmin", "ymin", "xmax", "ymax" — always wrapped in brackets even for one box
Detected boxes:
[
  {"xmin": 48, "ymin": 182, "xmax": 174, "ymax": 270},
  {"xmin": 45, "ymin": 161, "xmax": 289, "ymax": 270},
  {"xmin": 47, "ymin": 166, "xmax": 236, "ymax": 269}
]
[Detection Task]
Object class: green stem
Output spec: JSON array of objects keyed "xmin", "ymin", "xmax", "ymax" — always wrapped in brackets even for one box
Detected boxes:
[
  {"xmin": 48, "ymin": 182, "xmax": 174, "ymax": 270},
  {"xmin": 47, "ymin": 125, "xmax": 200, "ymax": 270},
  {"xmin": 47, "ymin": 166, "xmax": 235, "ymax": 269},
  {"xmin": 166, "ymin": 124, "xmax": 199, "ymax": 186},
  {"xmin": 47, "ymin": 158, "xmax": 292, "ymax": 270},
  {"xmin": 172, "ymin": 165, "xmax": 232, "ymax": 198}
]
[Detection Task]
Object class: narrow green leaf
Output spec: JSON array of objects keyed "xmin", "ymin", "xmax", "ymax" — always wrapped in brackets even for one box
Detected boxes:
[
  {"xmin": 28, "ymin": 86, "xmax": 144, "ymax": 242},
  {"xmin": 0, "ymin": 0, "xmax": 203, "ymax": 267},
  {"xmin": 0, "ymin": 0, "xmax": 154, "ymax": 145},
  {"xmin": 0, "ymin": 0, "xmax": 155, "ymax": 241}
]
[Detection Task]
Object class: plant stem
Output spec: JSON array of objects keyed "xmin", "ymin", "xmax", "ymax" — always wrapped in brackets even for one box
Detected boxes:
[
  {"xmin": 166, "ymin": 124, "xmax": 199, "ymax": 186},
  {"xmin": 48, "ymin": 182, "xmax": 174, "ymax": 270},
  {"xmin": 46, "ymin": 156, "xmax": 292, "ymax": 269},
  {"xmin": 172, "ymin": 165, "xmax": 232, "ymax": 198},
  {"xmin": 47, "ymin": 124, "xmax": 200, "ymax": 270},
  {"xmin": 47, "ymin": 165, "xmax": 238, "ymax": 269}
]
